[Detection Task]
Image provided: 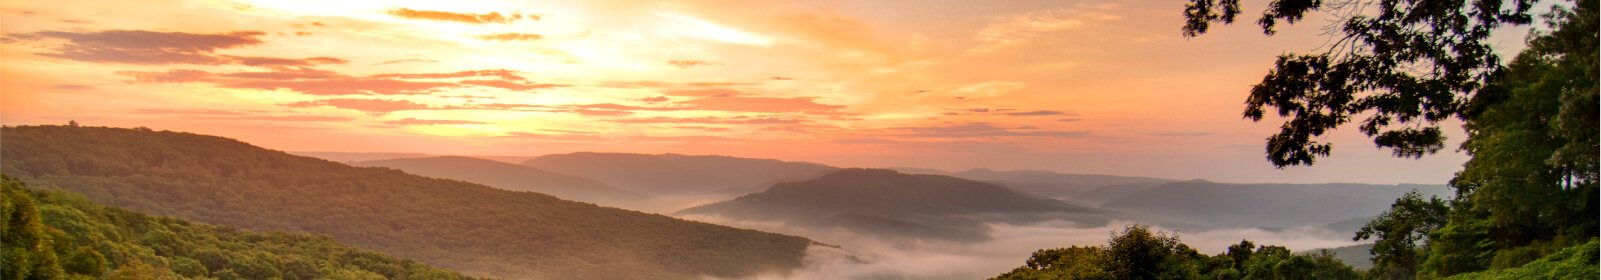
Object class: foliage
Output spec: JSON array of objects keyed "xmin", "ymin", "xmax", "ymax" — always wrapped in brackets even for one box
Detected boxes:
[
  {"xmin": 0, "ymin": 125, "xmax": 812, "ymax": 280},
  {"xmin": 2, "ymin": 175, "xmax": 486, "ymax": 280},
  {"xmin": 991, "ymin": 224, "xmax": 1361, "ymax": 280},
  {"xmin": 1435, "ymin": 239, "xmax": 1598, "ymax": 280},
  {"xmin": 1353, "ymin": 191, "xmax": 1449, "ymax": 273},
  {"xmin": 1185, "ymin": 0, "xmax": 1541, "ymax": 166}
]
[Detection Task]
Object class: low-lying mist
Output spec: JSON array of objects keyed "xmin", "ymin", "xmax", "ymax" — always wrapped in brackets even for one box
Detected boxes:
[{"xmin": 684, "ymin": 215, "xmax": 1368, "ymax": 280}]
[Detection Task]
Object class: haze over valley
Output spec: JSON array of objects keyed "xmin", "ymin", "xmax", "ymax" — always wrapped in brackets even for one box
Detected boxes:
[{"xmin": 4, "ymin": 0, "xmax": 1594, "ymax": 279}]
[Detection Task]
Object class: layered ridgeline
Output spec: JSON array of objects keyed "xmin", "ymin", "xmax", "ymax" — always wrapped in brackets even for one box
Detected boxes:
[
  {"xmin": 2, "ymin": 176, "xmax": 484, "ymax": 280},
  {"xmin": 1098, "ymin": 180, "xmax": 1452, "ymax": 228},
  {"xmin": 891, "ymin": 168, "xmax": 1178, "ymax": 205},
  {"xmin": 0, "ymin": 125, "xmax": 812, "ymax": 280},
  {"xmin": 523, "ymin": 152, "xmax": 836, "ymax": 195},
  {"xmin": 351, "ymin": 156, "xmax": 648, "ymax": 206},
  {"xmin": 678, "ymin": 168, "xmax": 1112, "ymax": 242}
]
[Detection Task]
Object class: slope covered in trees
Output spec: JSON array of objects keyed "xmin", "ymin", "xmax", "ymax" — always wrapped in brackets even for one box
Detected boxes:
[
  {"xmin": 677, "ymin": 168, "xmax": 1111, "ymax": 242},
  {"xmin": 351, "ymin": 156, "xmax": 648, "ymax": 206},
  {"xmin": 992, "ymin": 225, "xmax": 1361, "ymax": 280},
  {"xmin": 2, "ymin": 175, "xmax": 485, "ymax": 280},
  {"xmin": 522, "ymin": 152, "xmax": 836, "ymax": 195},
  {"xmin": 0, "ymin": 125, "xmax": 813, "ymax": 280}
]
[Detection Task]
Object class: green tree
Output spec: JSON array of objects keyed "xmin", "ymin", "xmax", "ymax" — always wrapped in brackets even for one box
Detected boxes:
[
  {"xmin": 1184, "ymin": 0, "xmax": 1541, "ymax": 166},
  {"xmin": 1355, "ymin": 191, "xmax": 1450, "ymax": 273},
  {"xmin": 1105, "ymin": 224, "xmax": 1196, "ymax": 280}
]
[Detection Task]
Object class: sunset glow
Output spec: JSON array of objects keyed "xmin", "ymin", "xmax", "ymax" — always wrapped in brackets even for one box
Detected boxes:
[{"xmin": 1, "ymin": 0, "xmax": 1508, "ymax": 183}]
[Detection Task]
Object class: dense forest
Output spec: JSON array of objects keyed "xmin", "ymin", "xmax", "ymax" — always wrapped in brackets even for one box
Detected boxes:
[
  {"xmin": 0, "ymin": 125, "xmax": 813, "ymax": 280},
  {"xmin": 3, "ymin": 175, "xmax": 485, "ymax": 280},
  {"xmin": 992, "ymin": 225, "xmax": 1363, "ymax": 280}
]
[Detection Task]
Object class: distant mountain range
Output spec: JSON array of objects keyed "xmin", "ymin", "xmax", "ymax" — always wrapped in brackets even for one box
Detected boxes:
[
  {"xmin": 352, "ymin": 156, "xmax": 649, "ymax": 206},
  {"xmin": 679, "ymin": 168, "xmax": 1113, "ymax": 242},
  {"xmin": 523, "ymin": 152, "xmax": 837, "ymax": 195},
  {"xmin": 0, "ymin": 125, "xmax": 812, "ymax": 280},
  {"xmin": 889, "ymin": 167, "xmax": 1179, "ymax": 206},
  {"xmin": 1098, "ymin": 180, "xmax": 1452, "ymax": 228}
]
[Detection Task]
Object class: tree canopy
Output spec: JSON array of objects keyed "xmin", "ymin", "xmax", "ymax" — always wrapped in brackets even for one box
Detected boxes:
[
  {"xmin": 1184, "ymin": 0, "xmax": 1540, "ymax": 166},
  {"xmin": 1186, "ymin": 0, "xmax": 1598, "ymax": 278}
]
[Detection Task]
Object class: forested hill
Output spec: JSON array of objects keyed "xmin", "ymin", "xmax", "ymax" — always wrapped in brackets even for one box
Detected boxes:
[
  {"xmin": 0, "ymin": 125, "xmax": 813, "ymax": 280},
  {"xmin": 523, "ymin": 152, "xmax": 836, "ymax": 195},
  {"xmin": 678, "ymin": 168, "xmax": 1111, "ymax": 242},
  {"xmin": 351, "ymin": 156, "xmax": 649, "ymax": 206},
  {"xmin": 2, "ymin": 176, "xmax": 486, "ymax": 280}
]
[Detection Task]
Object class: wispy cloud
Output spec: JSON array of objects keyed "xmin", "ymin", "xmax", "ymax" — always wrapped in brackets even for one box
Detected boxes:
[
  {"xmin": 473, "ymin": 33, "xmax": 544, "ymax": 42},
  {"xmin": 384, "ymin": 117, "xmax": 488, "ymax": 125},
  {"xmin": 383, "ymin": 8, "xmax": 534, "ymax": 24},
  {"xmin": 7, "ymin": 30, "xmax": 265, "ymax": 65}
]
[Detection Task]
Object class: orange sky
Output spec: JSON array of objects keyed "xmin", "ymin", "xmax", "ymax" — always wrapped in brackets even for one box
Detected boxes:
[{"xmin": 4, "ymin": 0, "xmax": 1531, "ymax": 184}]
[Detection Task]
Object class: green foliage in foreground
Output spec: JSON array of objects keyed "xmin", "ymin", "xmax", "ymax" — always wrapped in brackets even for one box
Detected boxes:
[
  {"xmin": 991, "ymin": 224, "xmax": 1360, "ymax": 280},
  {"xmin": 3, "ymin": 175, "xmax": 487, "ymax": 280},
  {"xmin": 1436, "ymin": 239, "xmax": 1598, "ymax": 280}
]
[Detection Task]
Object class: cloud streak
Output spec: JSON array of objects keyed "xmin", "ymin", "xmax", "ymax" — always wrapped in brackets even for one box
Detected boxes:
[
  {"xmin": 383, "ymin": 8, "xmax": 533, "ymax": 24},
  {"xmin": 7, "ymin": 30, "xmax": 265, "ymax": 65}
]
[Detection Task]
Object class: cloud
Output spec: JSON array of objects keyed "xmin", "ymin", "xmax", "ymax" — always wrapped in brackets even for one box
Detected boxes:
[
  {"xmin": 224, "ymin": 56, "xmax": 348, "ymax": 67},
  {"xmin": 969, "ymin": 6, "xmax": 1123, "ymax": 54},
  {"xmin": 502, "ymin": 132, "xmax": 608, "ymax": 141},
  {"xmin": 383, "ymin": 8, "xmax": 532, "ymax": 24},
  {"xmin": 676, "ymin": 126, "xmax": 732, "ymax": 132},
  {"xmin": 1003, "ymin": 110, "xmax": 1065, "ymax": 116},
  {"xmin": 607, "ymin": 116, "xmax": 801, "ymax": 124},
  {"xmin": 370, "ymin": 69, "xmax": 523, "ymax": 80},
  {"xmin": 137, "ymin": 108, "xmax": 248, "ymax": 116},
  {"xmin": 372, "ymin": 58, "xmax": 438, "ymax": 65},
  {"xmin": 226, "ymin": 78, "xmax": 454, "ymax": 95},
  {"xmin": 457, "ymin": 80, "xmax": 566, "ymax": 91},
  {"xmin": 218, "ymin": 68, "xmax": 348, "ymax": 80},
  {"xmin": 628, "ymin": 135, "xmax": 743, "ymax": 142},
  {"xmin": 226, "ymin": 115, "xmax": 351, "ymax": 122},
  {"xmin": 665, "ymin": 88, "xmax": 745, "ymax": 97},
  {"xmin": 473, "ymin": 33, "xmax": 543, "ymax": 42},
  {"xmin": 282, "ymin": 98, "xmax": 432, "ymax": 115},
  {"xmin": 642, "ymin": 96, "xmax": 669, "ymax": 103},
  {"xmin": 892, "ymin": 122, "xmax": 1090, "ymax": 138},
  {"xmin": 1057, "ymin": 118, "xmax": 1083, "ymax": 122},
  {"xmin": 51, "ymin": 84, "xmax": 93, "ymax": 90},
  {"xmin": 679, "ymin": 96, "xmax": 845, "ymax": 114},
  {"xmin": 1151, "ymin": 132, "xmax": 1215, "ymax": 136},
  {"xmin": 115, "ymin": 69, "xmax": 214, "ymax": 83},
  {"xmin": 686, "ymin": 82, "xmax": 758, "ymax": 87},
  {"xmin": 384, "ymin": 118, "xmax": 488, "ymax": 125},
  {"xmin": 667, "ymin": 60, "xmax": 721, "ymax": 69},
  {"xmin": 7, "ymin": 30, "xmax": 265, "ymax": 65}
]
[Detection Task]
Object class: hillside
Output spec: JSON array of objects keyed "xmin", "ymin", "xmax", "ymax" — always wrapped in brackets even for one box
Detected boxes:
[
  {"xmin": 351, "ymin": 156, "xmax": 648, "ymax": 206},
  {"xmin": 2, "ymin": 175, "xmax": 486, "ymax": 280},
  {"xmin": 522, "ymin": 152, "xmax": 836, "ymax": 195},
  {"xmin": 1099, "ymin": 180, "xmax": 1453, "ymax": 228},
  {"xmin": 678, "ymin": 168, "xmax": 1112, "ymax": 242},
  {"xmin": 0, "ymin": 125, "xmax": 812, "ymax": 280},
  {"xmin": 892, "ymin": 167, "xmax": 1179, "ymax": 204}
]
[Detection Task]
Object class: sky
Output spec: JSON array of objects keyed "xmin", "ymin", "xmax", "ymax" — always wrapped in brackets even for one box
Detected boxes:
[{"xmin": 1, "ymin": 0, "xmax": 1535, "ymax": 184}]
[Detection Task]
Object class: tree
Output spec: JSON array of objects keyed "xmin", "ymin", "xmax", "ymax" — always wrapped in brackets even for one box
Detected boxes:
[
  {"xmin": 1183, "ymin": 0, "xmax": 1539, "ymax": 166},
  {"xmin": 1354, "ymin": 191, "xmax": 1449, "ymax": 274},
  {"xmin": 1105, "ymin": 224, "xmax": 1195, "ymax": 280}
]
